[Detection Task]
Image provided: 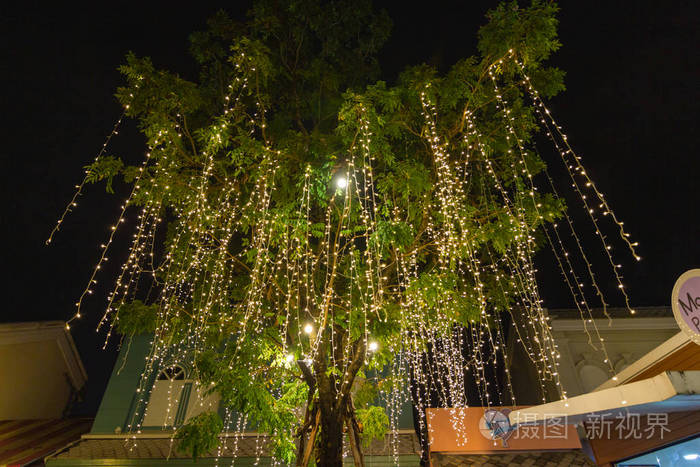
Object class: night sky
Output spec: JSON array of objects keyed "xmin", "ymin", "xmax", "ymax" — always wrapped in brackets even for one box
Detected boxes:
[{"xmin": 2, "ymin": 1, "xmax": 698, "ymax": 415}]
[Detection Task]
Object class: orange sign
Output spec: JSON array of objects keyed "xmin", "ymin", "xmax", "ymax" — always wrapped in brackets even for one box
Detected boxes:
[{"xmin": 426, "ymin": 407, "xmax": 581, "ymax": 454}]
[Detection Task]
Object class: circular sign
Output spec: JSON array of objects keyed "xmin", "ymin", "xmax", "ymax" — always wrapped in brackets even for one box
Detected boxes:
[
  {"xmin": 671, "ymin": 269, "xmax": 700, "ymax": 344},
  {"xmin": 478, "ymin": 409, "xmax": 513, "ymax": 447}
]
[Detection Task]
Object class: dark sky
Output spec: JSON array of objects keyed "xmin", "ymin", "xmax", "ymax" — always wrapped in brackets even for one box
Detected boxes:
[{"xmin": 1, "ymin": 1, "xmax": 698, "ymax": 414}]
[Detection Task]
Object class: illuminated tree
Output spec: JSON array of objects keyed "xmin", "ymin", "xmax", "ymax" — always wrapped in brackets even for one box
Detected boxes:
[{"xmin": 53, "ymin": 1, "xmax": 640, "ymax": 465}]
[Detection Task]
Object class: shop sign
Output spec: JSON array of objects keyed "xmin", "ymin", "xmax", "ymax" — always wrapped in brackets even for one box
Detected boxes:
[{"xmin": 671, "ymin": 269, "xmax": 700, "ymax": 344}]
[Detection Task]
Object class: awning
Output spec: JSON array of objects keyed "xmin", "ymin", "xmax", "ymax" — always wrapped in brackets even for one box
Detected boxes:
[
  {"xmin": 508, "ymin": 370, "xmax": 700, "ymax": 426},
  {"xmin": 596, "ymin": 331, "xmax": 700, "ymax": 390},
  {"xmin": 0, "ymin": 418, "xmax": 92, "ymax": 467}
]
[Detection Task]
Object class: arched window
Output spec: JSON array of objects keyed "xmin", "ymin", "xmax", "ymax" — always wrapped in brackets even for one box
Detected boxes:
[{"xmin": 157, "ymin": 365, "xmax": 186, "ymax": 381}]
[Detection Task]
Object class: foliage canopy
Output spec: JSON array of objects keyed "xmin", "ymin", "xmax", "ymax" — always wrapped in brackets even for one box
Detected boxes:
[{"xmin": 63, "ymin": 0, "xmax": 635, "ymax": 464}]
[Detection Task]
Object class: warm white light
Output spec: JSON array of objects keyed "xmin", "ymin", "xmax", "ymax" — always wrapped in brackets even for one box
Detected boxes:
[
  {"xmin": 684, "ymin": 454, "xmax": 699, "ymax": 461},
  {"xmin": 336, "ymin": 176, "xmax": 348, "ymax": 189},
  {"xmin": 285, "ymin": 354, "xmax": 294, "ymax": 363},
  {"xmin": 368, "ymin": 341, "xmax": 378, "ymax": 352},
  {"xmin": 304, "ymin": 323, "xmax": 313, "ymax": 334}
]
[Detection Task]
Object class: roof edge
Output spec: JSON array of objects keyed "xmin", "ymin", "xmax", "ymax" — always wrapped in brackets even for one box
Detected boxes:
[
  {"xmin": 0, "ymin": 320, "xmax": 87, "ymax": 388},
  {"xmin": 595, "ymin": 331, "xmax": 691, "ymax": 390}
]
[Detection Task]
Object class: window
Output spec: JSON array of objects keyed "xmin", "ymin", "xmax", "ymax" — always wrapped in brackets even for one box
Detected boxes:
[
  {"xmin": 142, "ymin": 363, "xmax": 219, "ymax": 428},
  {"xmin": 616, "ymin": 436, "xmax": 700, "ymax": 466}
]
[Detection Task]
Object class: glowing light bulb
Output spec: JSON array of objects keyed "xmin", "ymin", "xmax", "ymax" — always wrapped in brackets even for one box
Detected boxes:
[
  {"xmin": 303, "ymin": 323, "xmax": 313, "ymax": 334},
  {"xmin": 336, "ymin": 176, "xmax": 348, "ymax": 189},
  {"xmin": 285, "ymin": 354, "xmax": 294, "ymax": 363},
  {"xmin": 368, "ymin": 341, "xmax": 378, "ymax": 352}
]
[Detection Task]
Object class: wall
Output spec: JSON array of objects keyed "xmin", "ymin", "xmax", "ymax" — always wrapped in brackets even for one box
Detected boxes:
[
  {"xmin": 0, "ymin": 321, "xmax": 86, "ymax": 420},
  {"xmin": 0, "ymin": 340, "xmax": 71, "ymax": 419},
  {"xmin": 91, "ymin": 334, "xmax": 416, "ymax": 434},
  {"xmin": 91, "ymin": 334, "xmax": 151, "ymax": 434},
  {"xmin": 507, "ymin": 307, "xmax": 679, "ymax": 404}
]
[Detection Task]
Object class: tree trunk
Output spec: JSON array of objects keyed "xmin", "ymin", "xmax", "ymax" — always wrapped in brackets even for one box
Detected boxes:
[
  {"xmin": 346, "ymin": 416, "xmax": 365, "ymax": 467},
  {"xmin": 304, "ymin": 331, "xmax": 366, "ymax": 466},
  {"xmin": 299, "ymin": 409, "xmax": 321, "ymax": 467},
  {"xmin": 315, "ymin": 409, "xmax": 344, "ymax": 467}
]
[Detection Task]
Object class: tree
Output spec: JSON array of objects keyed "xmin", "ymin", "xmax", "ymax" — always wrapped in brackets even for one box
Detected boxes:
[{"xmin": 62, "ymin": 0, "xmax": 636, "ymax": 465}]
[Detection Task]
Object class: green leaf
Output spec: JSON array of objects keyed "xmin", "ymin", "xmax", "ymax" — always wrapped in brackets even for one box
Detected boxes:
[
  {"xmin": 84, "ymin": 156, "xmax": 123, "ymax": 193},
  {"xmin": 356, "ymin": 406, "xmax": 389, "ymax": 448},
  {"xmin": 176, "ymin": 412, "xmax": 224, "ymax": 460}
]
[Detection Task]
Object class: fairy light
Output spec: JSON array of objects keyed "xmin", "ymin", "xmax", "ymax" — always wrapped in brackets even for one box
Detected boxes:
[
  {"xmin": 68, "ymin": 152, "xmax": 153, "ymax": 327},
  {"xmin": 485, "ymin": 61, "xmax": 623, "ymax": 389},
  {"xmin": 59, "ymin": 40, "xmax": 641, "ymax": 464},
  {"xmin": 46, "ymin": 111, "xmax": 127, "ymax": 246},
  {"xmin": 512, "ymin": 51, "xmax": 639, "ymax": 315}
]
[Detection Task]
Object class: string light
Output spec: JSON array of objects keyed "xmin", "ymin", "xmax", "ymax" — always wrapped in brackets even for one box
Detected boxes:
[
  {"xmin": 57, "ymin": 43, "xmax": 641, "ymax": 463},
  {"xmin": 47, "ymin": 111, "xmax": 127, "ymax": 246}
]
